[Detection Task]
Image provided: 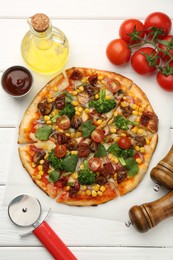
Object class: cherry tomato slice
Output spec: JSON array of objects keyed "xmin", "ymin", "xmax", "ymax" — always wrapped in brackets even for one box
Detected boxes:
[
  {"xmin": 54, "ymin": 144, "xmax": 67, "ymax": 158},
  {"xmin": 108, "ymin": 79, "xmax": 121, "ymax": 93},
  {"xmin": 117, "ymin": 136, "xmax": 131, "ymax": 149},
  {"xmin": 88, "ymin": 158, "xmax": 102, "ymax": 172},
  {"xmin": 91, "ymin": 129, "xmax": 105, "ymax": 143},
  {"xmin": 57, "ymin": 115, "xmax": 70, "ymax": 130}
]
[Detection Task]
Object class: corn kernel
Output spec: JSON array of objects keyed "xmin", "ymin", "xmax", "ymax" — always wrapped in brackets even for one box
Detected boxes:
[
  {"xmin": 81, "ymin": 77, "xmax": 87, "ymax": 83},
  {"xmin": 75, "ymin": 111, "xmax": 81, "ymax": 116},
  {"xmin": 66, "ymin": 186, "xmax": 70, "ymax": 191},
  {"xmin": 136, "ymin": 158, "xmax": 142, "ymax": 164},
  {"xmin": 131, "ymin": 104, "xmax": 137, "ymax": 110},
  {"xmin": 108, "ymin": 153, "xmax": 113, "ymax": 160},
  {"xmin": 100, "ymin": 186, "xmax": 106, "ymax": 192},
  {"xmin": 85, "ymin": 108, "xmax": 90, "ymax": 113},
  {"xmin": 75, "ymin": 132, "xmax": 82, "ymax": 137},
  {"xmin": 81, "ymin": 185, "xmax": 87, "ymax": 191},
  {"xmin": 78, "ymin": 106, "xmax": 83, "ymax": 112},
  {"xmin": 138, "ymin": 106, "xmax": 144, "ymax": 112},
  {"xmin": 31, "ymin": 162, "xmax": 36, "ymax": 168},
  {"xmin": 97, "ymin": 191, "xmax": 103, "ymax": 196},
  {"xmin": 114, "ymin": 173, "xmax": 117, "ymax": 179},
  {"xmin": 71, "ymin": 172, "xmax": 78, "ymax": 180},
  {"xmin": 105, "ymin": 95, "xmax": 111, "ymax": 100},
  {"xmin": 135, "ymin": 117, "xmax": 140, "ymax": 123},
  {"xmin": 113, "ymin": 111, "xmax": 117, "ymax": 117},
  {"xmin": 110, "ymin": 127, "xmax": 116, "ymax": 134},
  {"xmin": 46, "ymin": 120, "xmax": 52, "ymax": 125},
  {"xmin": 44, "ymin": 115, "xmax": 50, "ymax": 121},
  {"xmin": 140, "ymin": 147, "xmax": 145, "ymax": 153},
  {"xmin": 36, "ymin": 174, "xmax": 41, "ymax": 180},
  {"xmin": 145, "ymin": 138, "xmax": 150, "ymax": 145},
  {"xmin": 91, "ymin": 190, "xmax": 97, "ymax": 197},
  {"xmin": 78, "ymin": 86, "xmax": 84, "ymax": 92},
  {"xmin": 47, "ymin": 93, "xmax": 52, "ymax": 98},
  {"xmin": 72, "ymin": 101, "xmax": 79, "ymax": 106},
  {"xmin": 53, "ymin": 86, "xmax": 58, "ymax": 92},
  {"xmin": 38, "ymin": 165, "xmax": 43, "ymax": 171},
  {"xmin": 72, "ymin": 91, "xmax": 78, "ymax": 96},
  {"xmin": 133, "ymin": 110, "xmax": 138, "ymax": 116},
  {"xmin": 137, "ymin": 128, "xmax": 143, "ymax": 135},
  {"xmin": 39, "ymin": 170, "xmax": 44, "ymax": 175},
  {"xmin": 44, "ymin": 154, "xmax": 48, "ymax": 159},
  {"xmin": 98, "ymin": 75, "xmax": 104, "ymax": 80},
  {"xmin": 43, "ymin": 144, "xmax": 48, "ymax": 150},
  {"xmin": 47, "ymin": 98, "xmax": 53, "ymax": 103},
  {"xmin": 114, "ymin": 137, "xmax": 119, "ymax": 142},
  {"xmin": 71, "ymin": 150, "xmax": 78, "ymax": 155},
  {"xmin": 135, "ymin": 146, "xmax": 140, "ymax": 151},
  {"xmin": 95, "ymin": 94, "xmax": 99, "ymax": 99},
  {"xmin": 131, "ymin": 127, "xmax": 138, "ymax": 134},
  {"xmin": 92, "ymin": 184, "xmax": 100, "ymax": 192},
  {"xmin": 96, "ymin": 119, "xmax": 102, "ymax": 125},
  {"xmin": 86, "ymin": 190, "xmax": 91, "ymax": 196},
  {"xmin": 120, "ymin": 133, "xmax": 126, "ymax": 137},
  {"xmin": 70, "ymin": 132, "xmax": 75, "ymax": 138},
  {"xmin": 65, "ymin": 133, "xmax": 70, "ymax": 137},
  {"xmin": 80, "ymin": 164, "xmax": 84, "ymax": 170},
  {"xmin": 121, "ymin": 102, "xmax": 127, "ymax": 108},
  {"xmin": 101, "ymin": 80, "xmax": 106, "ymax": 85}
]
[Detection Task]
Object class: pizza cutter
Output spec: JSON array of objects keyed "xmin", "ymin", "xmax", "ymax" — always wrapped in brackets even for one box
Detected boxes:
[{"xmin": 8, "ymin": 194, "xmax": 77, "ymax": 260}]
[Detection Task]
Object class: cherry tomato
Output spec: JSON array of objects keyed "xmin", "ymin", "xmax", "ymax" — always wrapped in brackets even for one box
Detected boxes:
[
  {"xmin": 158, "ymin": 35, "xmax": 173, "ymax": 62},
  {"xmin": 106, "ymin": 39, "xmax": 131, "ymax": 65},
  {"xmin": 91, "ymin": 129, "xmax": 105, "ymax": 143},
  {"xmin": 54, "ymin": 144, "xmax": 67, "ymax": 158},
  {"xmin": 88, "ymin": 158, "xmax": 102, "ymax": 172},
  {"xmin": 157, "ymin": 71, "xmax": 173, "ymax": 92},
  {"xmin": 108, "ymin": 79, "xmax": 121, "ymax": 93},
  {"xmin": 144, "ymin": 12, "xmax": 172, "ymax": 39},
  {"xmin": 119, "ymin": 19, "xmax": 145, "ymax": 44},
  {"xmin": 56, "ymin": 115, "xmax": 70, "ymax": 130},
  {"xmin": 131, "ymin": 47, "xmax": 160, "ymax": 75},
  {"xmin": 117, "ymin": 136, "xmax": 131, "ymax": 149}
]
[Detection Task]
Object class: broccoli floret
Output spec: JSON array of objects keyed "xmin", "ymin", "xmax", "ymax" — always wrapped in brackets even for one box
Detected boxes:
[
  {"xmin": 78, "ymin": 161, "xmax": 96, "ymax": 185},
  {"xmin": 48, "ymin": 149, "xmax": 64, "ymax": 171},
  {"xmin": 89, "ymin": 89, "xmax": 116, "ymax": 113},
  {"xmin": 115, "ymin": 115, "xmax": 138, "ymax": 130},
  {"xmin": 59, "ymin": 103, "xmax": 75, "ymax": 119},
  {"xmin": 107, "ymin": 143, "xmax": 133, "ymax": 166}
]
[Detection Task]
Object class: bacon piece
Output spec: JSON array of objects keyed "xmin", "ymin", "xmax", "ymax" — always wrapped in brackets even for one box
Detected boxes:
[
  {"xmin": 70, "ymin": 69, "xmax": 83, "ymax": 80},
  {"xmin": 140, "ymin": 111, "xmax": 158, "ymax": 133}
]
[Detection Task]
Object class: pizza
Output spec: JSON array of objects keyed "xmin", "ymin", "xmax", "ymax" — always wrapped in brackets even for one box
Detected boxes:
[{"xmin": 18, "ymin": 67, "xmax": 158, "ymax": 206}]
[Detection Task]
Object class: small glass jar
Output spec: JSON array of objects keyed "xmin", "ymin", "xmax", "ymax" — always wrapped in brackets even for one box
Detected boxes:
[{"xmin": 21, "ymin": 13, "xmax": 69, "ymax": 74}]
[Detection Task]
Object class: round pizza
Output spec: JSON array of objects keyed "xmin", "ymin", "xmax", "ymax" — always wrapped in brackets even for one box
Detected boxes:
[{"xmin": 18, "ymin": 67, "xmax": 158, "ymax": 206}]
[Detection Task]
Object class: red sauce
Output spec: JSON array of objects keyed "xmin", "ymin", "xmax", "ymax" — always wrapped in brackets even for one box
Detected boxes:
[{"xmin": 1, "ymin": 66, "xmax": 33, "ymax": 96}]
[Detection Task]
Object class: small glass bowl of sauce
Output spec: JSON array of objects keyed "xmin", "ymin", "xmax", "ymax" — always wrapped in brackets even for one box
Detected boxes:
[{"xmin": 1, "ymin": 66, "xmax": 33, "ymax": 98}]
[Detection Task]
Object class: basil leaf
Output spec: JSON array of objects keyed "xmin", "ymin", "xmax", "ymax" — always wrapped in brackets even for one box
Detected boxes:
[
  {"xmin": 63, "ymin": 155, "xmax": 78, "ymax": 172},
  {"xmin": 125, "ymin": 158, "xmax": 139, "ymax": 177},
  {"xmin": 95, "ymin": 144, "xmax": 107, "ymax": 157},
  {"xmin": 35, "ymin": 125, "xmax": 52, "ymax": 141},
  {"xmin": 49, "ymin": 170, "xmax": 60, "ymax": 183},
  {"xmin": 81, "ymin": 120, "xmax": 96, "ymax": 138}
]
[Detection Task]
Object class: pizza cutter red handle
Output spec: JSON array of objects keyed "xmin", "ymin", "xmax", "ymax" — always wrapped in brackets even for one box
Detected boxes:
[{"xmin": 33, "ymin": 221, "xmax": 77, "ymax": 260}]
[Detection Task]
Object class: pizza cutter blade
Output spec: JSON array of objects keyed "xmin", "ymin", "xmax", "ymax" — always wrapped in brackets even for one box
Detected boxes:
[{"xmin": 8, "ymin": 194, "xmax": 77, "ymax": 260}]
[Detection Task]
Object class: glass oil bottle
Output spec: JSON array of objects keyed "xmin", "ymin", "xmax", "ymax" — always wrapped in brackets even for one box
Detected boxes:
[{"xmin": 21, "ymin": 13, "xmax": 69, "ymax": 74}]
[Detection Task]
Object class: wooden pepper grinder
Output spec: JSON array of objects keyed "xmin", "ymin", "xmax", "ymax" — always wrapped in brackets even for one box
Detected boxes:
[
  {"xmin": 126, "ymin": 191, "xmax": 173, "ymax": 232},
  {"xmin": 150, "ymin": 145, "xmax": 173, "ymax": 191}
]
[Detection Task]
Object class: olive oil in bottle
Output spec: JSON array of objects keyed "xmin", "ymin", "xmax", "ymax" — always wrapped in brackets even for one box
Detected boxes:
[{"xmin": 21, "ymin": 13, "xmax": 69, "ymax": 74}]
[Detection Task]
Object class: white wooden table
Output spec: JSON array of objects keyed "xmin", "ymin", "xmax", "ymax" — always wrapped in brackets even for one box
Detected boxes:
[{"xmin": 1, "ymin": 0, "xmax": 173, "ymax": 259}]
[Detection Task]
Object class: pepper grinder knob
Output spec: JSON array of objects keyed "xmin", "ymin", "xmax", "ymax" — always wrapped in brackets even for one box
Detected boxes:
[
  {"xmin": 127, "ymin": 191, "xmax": 173, "ymax": 232},
  {"xmin": 150, "ymin": 146, "xmax": 173, "ymax": 190}
]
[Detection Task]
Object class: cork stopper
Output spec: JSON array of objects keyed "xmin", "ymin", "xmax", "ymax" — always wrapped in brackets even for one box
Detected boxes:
[{"xmin": 30, "ymin": 13, "xmax": 49, "ymax": 32}]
